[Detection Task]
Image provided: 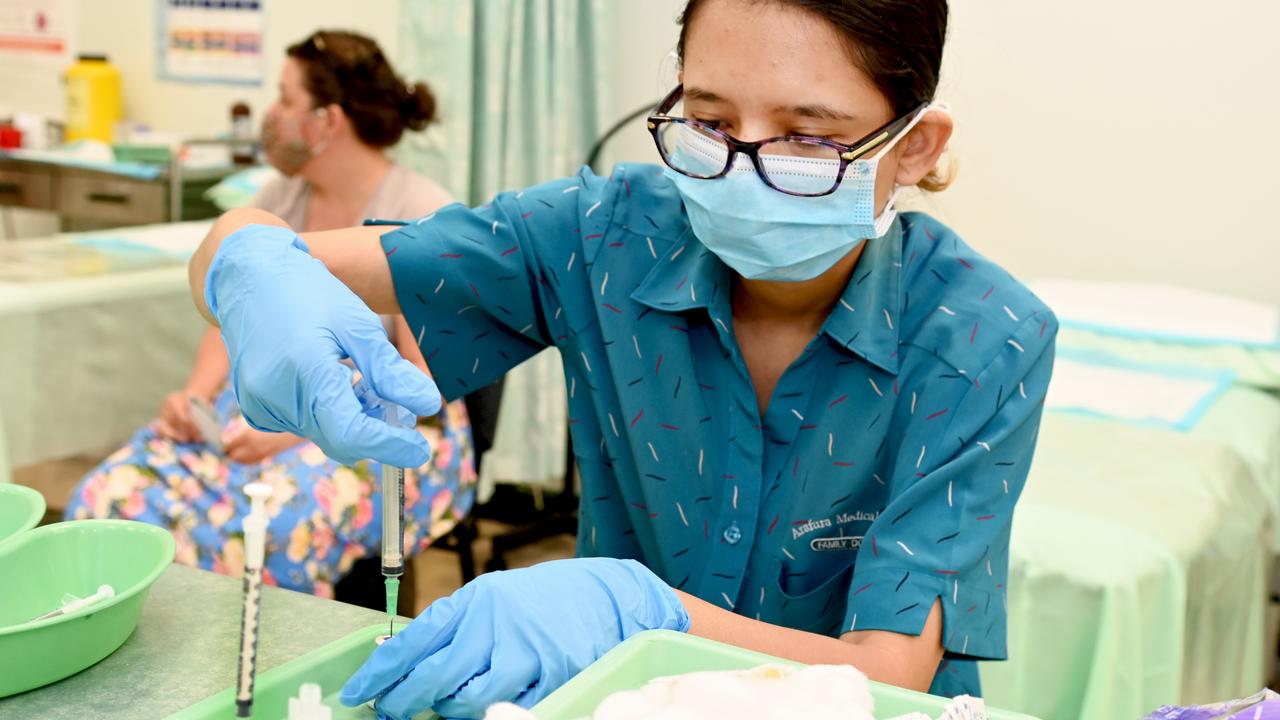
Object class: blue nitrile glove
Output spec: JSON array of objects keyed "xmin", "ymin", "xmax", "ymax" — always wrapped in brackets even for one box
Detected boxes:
[
  {"xmin": 205, "ymin": 223, "xmax": 441, "ymax": 467},
  {"xmin": 340, "ymin": 558, "xmax": 691, "ymax": 719}
]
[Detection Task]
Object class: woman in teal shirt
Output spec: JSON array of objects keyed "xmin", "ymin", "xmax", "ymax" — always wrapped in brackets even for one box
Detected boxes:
[{"xmin": 189, "ymin": 0, "xmax": 1056, "ymax": 717}]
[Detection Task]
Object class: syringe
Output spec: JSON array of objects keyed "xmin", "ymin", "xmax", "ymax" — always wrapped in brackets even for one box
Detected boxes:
[
  {"xmin": 235, "ymin": 482, "xmax": 273, "ymax": 718},
  {"xmin": 382, "ymin": 459, "xmax": 405, "ymax": 637},
  {"xmin": 350, "ymin": 376, "xmax": 415, "ymax": 638}
]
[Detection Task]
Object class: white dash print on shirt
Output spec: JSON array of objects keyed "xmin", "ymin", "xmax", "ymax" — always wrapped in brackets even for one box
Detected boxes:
[
  {"xmin": 897, "ymin": 541, "xmax": 915, "ymax": 556},
  {"xmin": 585, "ymin": 200, "xmax": 602, "ymax": 217},
  {"xmin": 869, "ymin": 378, "xmax": 884, "ymax": 397}
]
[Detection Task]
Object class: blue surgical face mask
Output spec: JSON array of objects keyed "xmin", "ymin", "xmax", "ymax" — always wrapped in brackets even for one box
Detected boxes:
[{"xmin": 666, "ymin": 103, "xmax": 944, "ymax": 282}]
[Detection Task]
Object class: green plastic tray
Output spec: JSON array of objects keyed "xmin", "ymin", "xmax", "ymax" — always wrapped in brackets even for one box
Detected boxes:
[
  {"xmin": 0, "ymin": 519, "xmax": 175, "ymax": 697},
  {"xmin": 171, "ymin": 625, "xmax": 420, "ymax": 719},
  {"xmin": 0, "ymin": 483, "xmax": 45, "ymax": 546},
  {"xmin": 533, "ymin": 630, "xmax": 1041, "ymax": 720},
  {"xmin": 174, "ymin": 626, "xmax": 1040, "ymax": 719}
]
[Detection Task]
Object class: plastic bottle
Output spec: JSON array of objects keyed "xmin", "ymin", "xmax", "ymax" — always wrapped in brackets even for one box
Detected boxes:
[{"xmin": 65, "ymin": 54, "xmax": 122, "ymax": 143}]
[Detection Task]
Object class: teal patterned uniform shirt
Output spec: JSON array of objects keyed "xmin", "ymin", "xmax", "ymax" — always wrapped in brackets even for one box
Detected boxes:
[{"xmin": 379, "ymin": 164, "xmax": 1057, "ymax": 697}]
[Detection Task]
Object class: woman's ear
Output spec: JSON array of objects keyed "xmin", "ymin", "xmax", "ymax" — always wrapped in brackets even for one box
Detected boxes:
[
  {"xmin": 317, "ymin": 104, "xmax": 345, "ymax": 133},
  {"xmin": 893, "ymin": 111, "xmax": 953, "ymax": 186}
]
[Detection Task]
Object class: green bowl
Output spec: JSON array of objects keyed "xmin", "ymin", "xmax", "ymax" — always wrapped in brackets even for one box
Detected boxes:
[
  {"xmin": 0, "ymin": 484, "xmax": 45, "ymax": 546},
  {"xmin": 0, "ymin": 519, "xmax": 175, "ymax": 697}
]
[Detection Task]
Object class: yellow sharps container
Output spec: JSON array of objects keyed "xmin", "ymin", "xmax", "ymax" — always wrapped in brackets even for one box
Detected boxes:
[{"xmin": 65, "ymin": 54, "xmax": 122, "ymax": 143}]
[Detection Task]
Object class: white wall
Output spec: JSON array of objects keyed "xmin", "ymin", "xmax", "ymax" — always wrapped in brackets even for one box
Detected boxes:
[
  {"xmin": 75, "ymin": 0, "xmax": 403, "ymax": 137},
  {"xmin": 17, "ymin": 0, "xmax": 1280, "ymax": 303},
  {"xmin": 606, "ymin": 0, "xmax": 1280, "ymax": 304}
]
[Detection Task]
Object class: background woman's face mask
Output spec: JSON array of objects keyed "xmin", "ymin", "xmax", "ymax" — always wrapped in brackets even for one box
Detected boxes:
[{"xmin": 260, "ymin": 106, "xmax": 328, "ymax": 176}]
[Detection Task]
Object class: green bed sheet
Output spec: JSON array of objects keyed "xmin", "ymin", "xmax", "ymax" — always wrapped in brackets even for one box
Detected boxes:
[{"xmin": 982, "ymin": 386, "xmax": 1279, "ymax": 719}]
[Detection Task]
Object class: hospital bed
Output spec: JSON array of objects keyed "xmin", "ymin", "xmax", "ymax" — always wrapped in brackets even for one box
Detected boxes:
[
  {"xmin": 981, "ymin": 281, "xmax": 1280, "ymax": 720},
  {"xmin": 0, "ymin": 223, "xmax": 210, "ymax": 483}
]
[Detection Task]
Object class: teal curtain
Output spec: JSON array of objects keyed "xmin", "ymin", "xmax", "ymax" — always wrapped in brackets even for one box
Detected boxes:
[
  {"xmin": 393, "ymin": 0, "xmax": 614, "ymax": 497},
  {"xmin": 394, "ymin": 0, "xmax": 614, "ymax": 204}
]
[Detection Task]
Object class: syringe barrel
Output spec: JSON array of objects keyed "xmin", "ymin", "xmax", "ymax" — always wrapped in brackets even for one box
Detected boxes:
[
  {"xmin": 234, "ymin": 565, "xmax": 263, "ymax": 716},
  {"xmin": 381, "ymin": 464, "xmax": 405, "ymax": 576}
]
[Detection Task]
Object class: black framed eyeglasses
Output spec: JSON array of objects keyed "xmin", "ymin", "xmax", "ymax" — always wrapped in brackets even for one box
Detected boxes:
[{"xmin": 646, "ymin": 85, "xmax": 925, "ymax": 197}]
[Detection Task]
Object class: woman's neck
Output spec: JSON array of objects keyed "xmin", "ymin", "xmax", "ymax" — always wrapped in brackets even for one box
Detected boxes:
[
  {"xmin": 303, "ymin": 142, "xmax": 391, "ymax": 207},
  {"xmin": 731, "ymin": 242, "xmax": 866, "ymax": 332}
]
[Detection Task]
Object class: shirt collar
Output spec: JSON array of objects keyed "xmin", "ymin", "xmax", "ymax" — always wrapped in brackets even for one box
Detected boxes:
[
  {"xmin": 631, "ymin": 220, "xmax": 904, "ymax": 375},
  {"xmin": 819, "ymin": 219, "xmax": 903, "ymax": 375},
  {"xmin": 631, "ymin": 228, "xmax": 728, "ymax": 314}
]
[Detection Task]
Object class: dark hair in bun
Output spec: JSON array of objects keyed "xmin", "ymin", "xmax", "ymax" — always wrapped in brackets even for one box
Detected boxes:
[{"xmin": 288, "ymin": 30, "xmax": 438, "ymax": 149}]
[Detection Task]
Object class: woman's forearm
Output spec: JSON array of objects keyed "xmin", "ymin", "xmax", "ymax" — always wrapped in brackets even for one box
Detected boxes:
[
  {"xmin": 189, "ymin": 208, "xmax": 401, "ymax": 326},
  {"xmin": 675, "ymin": 590, "xmax": 944, "ymax": 692},
  {"xmin": 183, "ymin": 327, "xmax": 231, "ymax": 400}
]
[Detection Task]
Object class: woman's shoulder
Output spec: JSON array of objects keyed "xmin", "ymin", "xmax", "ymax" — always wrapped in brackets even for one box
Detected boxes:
[
  {"xmin": 379, "ymin": 163, "xmax": 457, "ymax": 218},
  {"xmin": 559, "ymin": 163, "xmax": 689, "ymax": 245},
  {"xmin": 896, "ymin": 211, "xmax": 1057, "ymax": 368}
]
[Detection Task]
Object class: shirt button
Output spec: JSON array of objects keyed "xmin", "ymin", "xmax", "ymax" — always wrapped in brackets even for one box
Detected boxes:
[{"xmin": 722, "ymin": 523, "xmax": 742, "ymax": 545}]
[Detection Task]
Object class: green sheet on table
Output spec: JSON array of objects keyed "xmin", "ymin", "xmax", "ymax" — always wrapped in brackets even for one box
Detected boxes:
[{"xmin": 982, "ymin": 389, "xmax": 1277, "ymax": 720}]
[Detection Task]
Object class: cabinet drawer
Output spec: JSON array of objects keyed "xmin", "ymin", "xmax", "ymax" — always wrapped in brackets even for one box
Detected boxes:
[
  {"xmin": 60, "ymin": 174, "xmax": 166, "ymax": 225},
  {"xmin": 0, "ymin": 168, "xmax": 55, "ymax": 210}
]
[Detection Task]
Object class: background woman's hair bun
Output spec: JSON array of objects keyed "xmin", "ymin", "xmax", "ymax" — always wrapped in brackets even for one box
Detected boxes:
[{"xmin": 401, "ymin": 81, "xmax": 438, "ymax": 130}]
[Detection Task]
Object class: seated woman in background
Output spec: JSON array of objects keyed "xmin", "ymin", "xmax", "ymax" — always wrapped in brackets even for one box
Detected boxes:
[{"xmin": 65, "ymin": 30, "xmax": 477, "ymax": 598}]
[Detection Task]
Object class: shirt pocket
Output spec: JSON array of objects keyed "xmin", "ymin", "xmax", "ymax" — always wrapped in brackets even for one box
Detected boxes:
[{"xmin": 775, "ymin": 551, "xmax": 859, "ymax": 636}]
